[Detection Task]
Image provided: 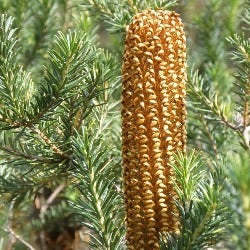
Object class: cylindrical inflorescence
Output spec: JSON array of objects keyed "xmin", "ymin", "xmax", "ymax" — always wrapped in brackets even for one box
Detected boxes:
[{"xmin": 122, "ymin": 9, "xmax": 187, "ymax": 250}]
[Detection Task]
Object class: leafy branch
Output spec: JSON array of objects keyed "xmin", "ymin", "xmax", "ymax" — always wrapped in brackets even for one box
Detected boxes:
[
  {"xmin": 79, "ymin": 0, "xmax": 178, "ymax": 33},
  {"xmin": 71, "ymin": 126, "xmax": 125, "ymax": 250},
  {"xmin": 0, "ymin": 15, "xmax": 34, "ymax": 127},
  {"xmin": 188, "ymin": 68, "xmax": 249, "ymax": 150},
  {"xmin": 161, "ymin": 151, "xmax": 230, "ymax": 250}
]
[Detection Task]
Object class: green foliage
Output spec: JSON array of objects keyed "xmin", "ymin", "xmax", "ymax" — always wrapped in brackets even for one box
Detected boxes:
[
  {"xmin": 160, "ymin": 152, "xmax": 230, "ymax": 250},
  {"xmin": 0, "ymin": 15, "xmax": 34, "ymax": 125},
  {"xmin": 72, "ymin": 126, "xmax": 125, "ymax": 250},
  {"xmin": 80, "ymin": 0, "xmax": 178, "ymax": 33},
  {"xmin": 225, "ymin": 151, "xmax": 250, "ymax": 248},
  {"xmin": 187, "ymin": 0, "xmax": 249, "ymax": 153},
  {"xmin": 0, "ymin": 5, "xmax": 123, "ymax": 248},
  {"xmin": 185, "ymin": 1, "xmax": 250, "ymax": 249},
  {"xmin": 227, "ymin": 33, "xmax": 250, "ymax": 123}
]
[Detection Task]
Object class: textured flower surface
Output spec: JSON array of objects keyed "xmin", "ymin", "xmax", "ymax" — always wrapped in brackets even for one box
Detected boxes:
[{"xmin": 122, "ymin": 9, "xmax": 187, "ymax": 250}]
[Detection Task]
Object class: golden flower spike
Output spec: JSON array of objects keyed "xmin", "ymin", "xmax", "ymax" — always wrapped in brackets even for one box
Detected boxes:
[{"xmin": 122, "ymin": 9, "xmax": 187, "ymax": 250}]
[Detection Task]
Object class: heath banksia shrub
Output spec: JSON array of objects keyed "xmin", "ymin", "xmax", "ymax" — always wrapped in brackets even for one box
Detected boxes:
[{"xmin": 122, "ymin": 9, "xmax": 187, "ymax": 249}]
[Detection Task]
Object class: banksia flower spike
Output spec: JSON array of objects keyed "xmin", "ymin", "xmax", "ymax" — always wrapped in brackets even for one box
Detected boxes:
[{"xmin": 122, "ymin": 9, "xmax": 187, "ymax": 250}]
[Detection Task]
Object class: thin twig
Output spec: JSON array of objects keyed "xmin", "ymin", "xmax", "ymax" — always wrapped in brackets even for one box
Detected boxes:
[
  {"xmin": 37, "ymin": 183, "xmax": 66, "ymax": 250},
  {"xmin": 5, "ymin": 227, "xmax": 37, "ymax": 250},
  {"xmin": 200, "ymin": 115, "xmax": 219, "ymax": 159},
  {"xmin": 243, "ymin": 79, "xmax": 250, "ymax": 128},
  {"xmin": 5, "ymin": 203, "xmax": 37, "ymax": 250},
  {"xmin": 219, "ymin": 113, "xmax": 241, "ymax": 132},
  {"xmin": 40, "ymin": 183, "xmax": 66, "ymax": 214},
  {"xmin": 30, "ymin": 126, "xmax": 68, "ymax": 158},
  {"xmin": 0, "ymin": 145, "xmax": 61, "ymax": 164}
]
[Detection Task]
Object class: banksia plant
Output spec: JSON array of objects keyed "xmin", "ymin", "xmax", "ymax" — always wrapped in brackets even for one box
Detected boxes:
[
  {"xmin": 122, "ymin": 9, "xmax": 187, "ymax": 249},
  {"xmin": 1, "ymin": 1, "xmax": 249, "ymax": 249}
]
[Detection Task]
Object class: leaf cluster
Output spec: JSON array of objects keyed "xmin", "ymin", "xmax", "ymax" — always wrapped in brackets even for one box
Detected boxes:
[
  {"xmin": 80, "ymin": 0, "xmax": 178, "ymax": 33},
  {"xmin": 0, "ymin": 5, "xmax": 125, "ymax": 248},
  {"xmin": 71, "ymin": 126, "xmax": 125, "ymax": 250},
  {"xmin": 0, "ymin": 13, "xmax": 118, "ymax": 203},
  {"xmin": 187, "ymin": 0, "xmax": 250, "ymax": 153},
  {"xmin": 161, "ymin": 151, "xmax": 231, "ymax": 250}
]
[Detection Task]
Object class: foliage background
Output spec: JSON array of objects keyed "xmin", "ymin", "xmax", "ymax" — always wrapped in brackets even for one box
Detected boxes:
[{"xmin": 0, "ymin": 0, "xmax": 249, "ymax": 249}]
